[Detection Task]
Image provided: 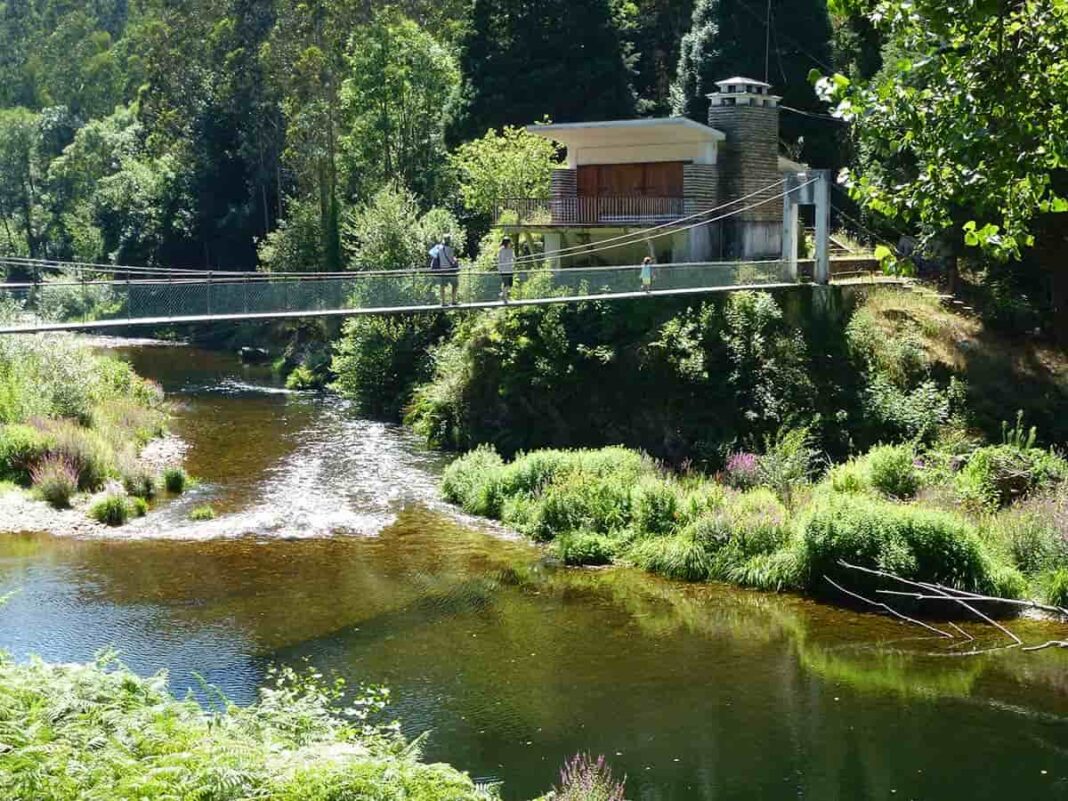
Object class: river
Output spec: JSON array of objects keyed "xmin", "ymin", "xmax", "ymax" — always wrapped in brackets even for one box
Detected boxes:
[{"xmin": 1, "ymin": 343, "xmax": 1067, "ymax": 800}]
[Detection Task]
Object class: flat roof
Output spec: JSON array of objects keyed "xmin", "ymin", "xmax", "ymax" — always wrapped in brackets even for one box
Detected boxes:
[{"xmin": 528, "ymin": 117, "xmax": 726, "ymax": 147}]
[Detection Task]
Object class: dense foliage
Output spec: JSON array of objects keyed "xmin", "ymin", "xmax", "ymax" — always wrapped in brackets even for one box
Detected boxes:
[
  {"xmin": 0, "ymin": 654, "xmax": 494, "ymax": 801},
  {"xmin": 0, "ymin": 320, "xmax": 168, "ymax": 513},
  {"xmin": 441, "ymin": 431, "xmax": 1068, "ymax": 602}
]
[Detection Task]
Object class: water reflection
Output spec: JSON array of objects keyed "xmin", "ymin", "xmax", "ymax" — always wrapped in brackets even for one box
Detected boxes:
[{"xmin": 0, "ymin": 343, "xmax": 1065, "ymax": 799}]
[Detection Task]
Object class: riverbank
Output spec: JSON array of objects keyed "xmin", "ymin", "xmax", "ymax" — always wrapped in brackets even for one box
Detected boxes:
[
  {"xmin": 0, "ymin": 331, "xmax": 182, "ymax": 531},
  {"xmin": 442, "ymin": 440, "xmax": 1068, "ymax": 611}
]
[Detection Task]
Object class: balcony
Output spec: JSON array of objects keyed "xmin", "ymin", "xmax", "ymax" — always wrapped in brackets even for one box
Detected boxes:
[{"xmin": 494, "ymin": 196, "xmax": 686, "ymax": 228}]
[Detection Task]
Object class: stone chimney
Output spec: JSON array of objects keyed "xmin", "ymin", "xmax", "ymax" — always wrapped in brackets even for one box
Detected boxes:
[{"xmin": 706, "ymin": 77, "xmax": 781, "ymax": 223}]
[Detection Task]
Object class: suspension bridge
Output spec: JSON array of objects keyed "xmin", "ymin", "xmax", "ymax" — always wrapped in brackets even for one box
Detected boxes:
[{"xmin": 0, "ymin": 175, "xmax": 888, "ymax": 335}]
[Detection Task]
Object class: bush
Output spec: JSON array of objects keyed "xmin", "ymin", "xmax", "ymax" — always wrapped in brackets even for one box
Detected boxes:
[
  {"xmin": 441, "ymin": 445, "xmax": 504, "ymax": 516},
  {"xmin": 120, "ymin": 457, "xmax": 156, "ymax": 499},
  {"xmin": 284, "ymin": 364, "xmax": 317, "ymax": 391},
  {"xmin": 130, "ymin": 496, "xmax": 149, "ymax": 517},
  {"xmin": 0, "ymin": 424, "xmax": 52, "ymax": 485},
  {"xmin": 552, "ymin": 532, "xmax": 618, "ymax": 566},
  {"xmin": 553, "ymin": 753, "xmax": 627, "ymax": 801},
  {"xmin": 723, "ymin": 452, "xmax": 761, "ymax": 490},
  {"xmin": 626, "ymin": 534, "xmax": 712, "ymax": 582},
  {"xmin": 1040, "ymin": 569, "xmax": 1068, "ymax": 607},
  {"xmin": 798, "ymin": 494, "xmax": 1008, "ymax": 596},
  {"xmin": 163, "ymin": 466, "xmax": 188, "ymax": 494},
  {"xmin": 89, "ymin": 494, "xmax": 130, "ymax": 526},
  {"xmin": 0, "ymin": 656, "xmax": 489, "ymax": 801},
  {"xmin": 867, "ymin": 444, "xmax": 920, "ymax": 499},
  {"xmin": 528, "ymin": 473, "xmax": 631, "ymax": 541},
  {"xmin": 30, "ymin": 456, "xmax": 78, "ymax": 508},
  {"xmin": 957, "ymin": 444, "xmax": 1067, "ymax": 509},
  {"xmin": 46, "ymin": 421, "xmax": 114, "ymax": 491},
  {"xmin": 190, "ymin": 505, "xmax": 216, "ymax": 521},
  {"xmin": 631, "ymin": 477, "xmax": 680, "ymax": 536},
  {"xmin": 758, "ymin": 427, "xmax": 817, "ymax": 503},
  {"xmin": 985, "ymin": 510, "xmax": 1068, "ymax": 576},
  {"xmin": 828, "ymin": 459, "xmax": 869, "ymax": 494}
]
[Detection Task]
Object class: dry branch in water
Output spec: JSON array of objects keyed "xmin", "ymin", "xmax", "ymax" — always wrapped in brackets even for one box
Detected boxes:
[{"xmin": 827, "ymin": 561, "xmax": 1068, "ymax": 655}]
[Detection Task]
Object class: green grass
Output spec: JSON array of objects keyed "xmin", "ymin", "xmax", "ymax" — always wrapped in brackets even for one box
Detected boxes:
[
  {"xmin": 190, "ymin": 504, "xmax": 216, "ymax": 521},
  {"xmin": 442, "ymin": 443, "xmax": 1049, "ymax": 605},
  {"xmin": 0, "ymin": 654, "xmax": 492, "ymax": 801},
  {"xmin": 163, "ymin": 466, "xmax": 189, "ymax": 494},
  {"xmin": 89, "ymin": 494, "xmax": 130, "ymax": 527}
]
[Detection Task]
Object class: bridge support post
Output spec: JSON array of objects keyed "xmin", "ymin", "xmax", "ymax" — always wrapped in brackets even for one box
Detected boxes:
[
  {"xmin": 781, "ymin": 174, "xmax": 800, "ymax": 282},
  {"xmin": 813, "ymin": 170, "xmax": 831, "ymax": 285},
  {"xmin": 781, "ymin": 169, "xmax": 832, "ymax": 284}
]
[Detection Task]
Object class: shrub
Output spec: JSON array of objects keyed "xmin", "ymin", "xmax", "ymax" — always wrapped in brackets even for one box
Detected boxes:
[
  {"xmin": 631, "ymin": 477, "xmax": 680, "ymax": 536},
  {"xmin": 724, "ymin": 488, "xmax": 790, "ymax": 557},
  {"xmin": 30, "ymin": 456, "xmax": 78, "ymax": 508},
  {"xmin": 758, "ymin": 427, "xmax": 817, "ymax": 503},
  {"xmin": 528, "ymin": 473, "xmax": 631, "ymax": 541},
  {"xmin": 626, "ymin": 534, "xmax": 712, "ymax": 582},
  {"xmin": 957, "ymin": 445, "xmax": 1067, "ymax": 509},
  {"xmin": 552, "ymin": 532, "xmax": 618, "ymax": 566},
  {"xmin": 46, "ymin": 421, "xmax": 114, "ymax": 491},
  {"xmin": 284, "ymin": 364, "xmax": 317, "ymax": 391},
  {"xmin": 1040, "ymin": 569, "xmax": 1068, "ymax": 607},
  {"xmin": 985, "ymin": 510, "xmax": 1068, "ymax": 576},
  {"xmin": 867, "ymin": 444, "xmax": 920, "ymax": 499},
  {"xmin": 798, "ymin": 494, "xmax": 1007, "ymax": 596},
  {"xmin": 553, "ymin": 753, "xmax": 626, "ymax": 801},
  {"xmin": 190, "ymin": 505, "xmax": 216, "ymax": 521},
  {"xmin": 89, "ymin": 494, "xmax": 130, "ymax": 526},
  {"xmin": 0, "ymin": 424, "xmax": 52, "ymax": 485},
  {"xmin": 163, "ymin": 466, "xmax": 188, "ymax": 494},
  {"xmin": 828, "ymin": 459, "xmax": 869, "ymax": 494},
  {"xmin": 723, "ymin": 452, "xmax": 761, "ymax": 490},
  {"xmin": 120, "ymin": 457, "xmax": 156, "ymax": 499},
  {"xmin": 441, "ymin": 445, "xmax": 504, "ymax": 516},
  {"xmin": 0, "ymin": 656, "xmax": 489, "ymax": 801}
]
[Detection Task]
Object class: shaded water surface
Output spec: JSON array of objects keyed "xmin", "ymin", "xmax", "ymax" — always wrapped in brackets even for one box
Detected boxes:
[{"xmin": 1, "ymin": 344, "xmax": 1068, "ymax": 800}]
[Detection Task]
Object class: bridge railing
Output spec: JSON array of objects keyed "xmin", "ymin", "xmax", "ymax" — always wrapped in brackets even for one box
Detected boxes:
[{"xmin": 0, "ymin": 260, "xmax": 794, "ymax": 331}]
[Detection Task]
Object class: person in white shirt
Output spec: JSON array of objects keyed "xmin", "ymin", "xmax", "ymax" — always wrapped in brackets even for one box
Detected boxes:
[{"xmin": 497, "ymin": 237, "xmax": 515, "ymax": 302}]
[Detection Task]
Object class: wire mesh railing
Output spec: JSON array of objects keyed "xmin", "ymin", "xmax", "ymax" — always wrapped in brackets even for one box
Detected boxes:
[{"xmin": 0, "ymin": 260, "xmax": 796, "ymax": 332}]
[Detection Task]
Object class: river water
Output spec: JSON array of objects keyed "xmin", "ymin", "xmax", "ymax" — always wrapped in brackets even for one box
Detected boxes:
[{"xmin": 1, "ymin": 344, "xmax": 1067, "ymax": 800}]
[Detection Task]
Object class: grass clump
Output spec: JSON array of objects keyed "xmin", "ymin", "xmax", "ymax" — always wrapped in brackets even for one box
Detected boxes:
[
  {"xmin": 190, "ymin": 504, "xmax": 216, "ymax": 521},
  {"xmin": 163, "ymin": 466, "xmax": 189, "ymax": 494},
  {"xmin": 30, "ymin": 456, "xmax": 78, "ymax": 509},
  {"xmin": 867, "ymin": 443, "xmax": 921, "ymax": 499},
  {"xmin": 89, "ymin": 494, "xmax": 131, "ymax": 527},
  {"xmin": 0, "ymin": 655, "xmax": 491, "ymax": 801},
  {"xmin": 626, "ymin": 533, "xmax": 712, "ymax": 582},
  {"xmin": 797, "ymin": 494, "xmax": 1013, "ymax": 596},
  {"xmin": 553, "ymin": 532, "xmax": 618, "ymax": 566}
]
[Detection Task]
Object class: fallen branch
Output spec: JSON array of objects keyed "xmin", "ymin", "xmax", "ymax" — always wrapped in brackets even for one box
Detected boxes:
[
  {"xmin": 823, "ymin": 575, "xmax": 955, "ymax": 639},
  {"xmin": 1021, "ymin": 641, "xmax": 1068, "ymax": 652},
  {"xmin": 837, "ymin": 561, "xmax": 1023, "ymax": 645},
  {"xmin": 877, "ymin": 589, "xmax": 1068, "ymax": 619}
]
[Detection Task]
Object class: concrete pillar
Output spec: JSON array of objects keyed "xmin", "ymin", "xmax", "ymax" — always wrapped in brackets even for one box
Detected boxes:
[
  {"xmin": 813, "ymin": 170, "xmax": 831, "ymax": 285},
  {"xmin": 544, "ymin": 232, "xmax": 563, "ymax": 269},
  {"xmin": 782, "ymin": 174, "xmax": 799, "ymax": 280}
]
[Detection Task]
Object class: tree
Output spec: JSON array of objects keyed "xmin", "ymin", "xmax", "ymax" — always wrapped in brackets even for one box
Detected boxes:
[
  {"xmin": 627, "ymin": 0, "xmax": 697, "ymax": 113},
  {"xmin": 0, "ymin": 108, "xmax": 43, "ymax": 257},
  {"xmin": 670, "ymin": 0, "xmax": 837, "ymax": 166},
  {"xmin": 449, "ymin": 0, "xmax": 636, "ymax": 144},
  {"xmin": 819, "ymin": 0, "xmax": 1068, "ymax": 262},
  {"xmin": 342, "ymin": 183, "xmax": 463, "ymax": 272},
  {"xmin": 339, "ymin": 10, "xmax": 459, "ymax": 201},
  {"xmin": 450, "ymin": 126, "xmax": 560, "ymax": 218}
]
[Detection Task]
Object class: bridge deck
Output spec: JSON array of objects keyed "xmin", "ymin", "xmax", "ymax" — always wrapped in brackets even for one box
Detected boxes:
[{"xmin": 0, "ymin": 261, "xmax": 898, "ymax": 334}]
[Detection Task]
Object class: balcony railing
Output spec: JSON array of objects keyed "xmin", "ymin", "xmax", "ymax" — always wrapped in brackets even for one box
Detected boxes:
[{"xmin": 494, "ymin": 196, "xmax": 686, "ymax": 227}]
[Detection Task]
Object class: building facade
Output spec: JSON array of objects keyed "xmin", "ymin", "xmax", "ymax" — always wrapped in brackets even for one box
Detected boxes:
[{"xmin": 496, "ymin": 77, "xmax": 803, "ymax": 266}]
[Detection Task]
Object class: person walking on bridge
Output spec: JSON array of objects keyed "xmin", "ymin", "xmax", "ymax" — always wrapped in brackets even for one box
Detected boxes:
[
  {"xmin": 430, "ymin": 234, "xmax": 459, "ymax": 306},
  {"xmin": 497, "ymin": 236, "xmax": 515, "ymax": 303}
]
